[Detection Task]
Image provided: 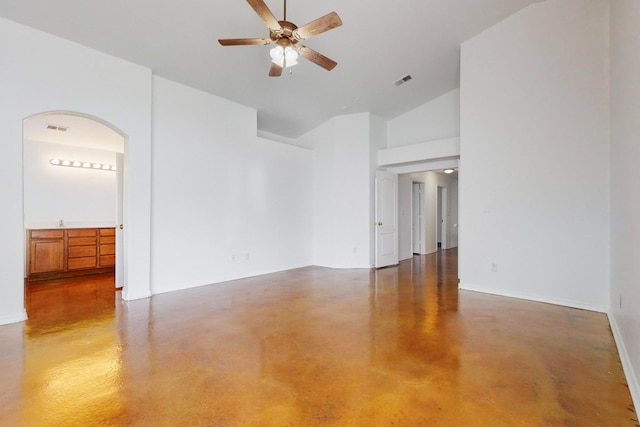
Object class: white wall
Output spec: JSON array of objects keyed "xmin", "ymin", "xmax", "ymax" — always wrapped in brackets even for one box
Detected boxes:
[
  {"xmin": 333, "ymin": 114, "xmax": 373, "ymax": 268},
  {"xmin": 298, "ymin": 119, "xmax": 336, "ymax": 267},
  {"xmin": 24, "ymin": 140, "xmax": 117, "ymax": 229},
  {"xmin": 609, "ymin": 0, "xmax": 640, "ymax": 409},
  {"xmin": 150, "ymin": 77, "xmax": 314, "ymax": 294},
  {"xmin": 369, "ymin": 115, "xmax": 388, "ymax": 265},
  {"xmin": 387, "ymin": 89, "xmax": 460, "ymax": 147},
  {"xmin": 298, "ymin": 113, "xmax": 375, "ymax": 268},
  {"xmin": 0, "ymin": 17, "xmax": 153, "ymax": 324},
  {"xmin": 459, "ymin": 0, "xmax": 610, "ymax": 311}
]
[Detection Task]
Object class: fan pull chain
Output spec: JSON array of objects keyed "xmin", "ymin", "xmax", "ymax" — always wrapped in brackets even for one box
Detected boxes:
[{"xmin": 283, "ymin": 0, "xmax": 287, "ymax": 21}]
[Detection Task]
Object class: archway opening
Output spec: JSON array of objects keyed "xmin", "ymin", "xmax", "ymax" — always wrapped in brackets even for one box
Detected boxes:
[{"xmin": 22, "ymin": 111, "xmax": 126, "ymax": 322}]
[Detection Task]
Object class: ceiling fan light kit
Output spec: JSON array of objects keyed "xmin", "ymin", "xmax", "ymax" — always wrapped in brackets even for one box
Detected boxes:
[
  {"xmin": 218, "ymin": 0, "xmax": 342, "ymax": 77},
  {"xmin": 270, "ymin": 45, "xmax": 298, "ymax": 68}
]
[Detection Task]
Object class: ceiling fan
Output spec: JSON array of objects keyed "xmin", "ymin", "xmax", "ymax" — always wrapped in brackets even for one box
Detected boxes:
[{"xmin": 218, "ymin": 0, "xmax": 342, "ymax": 77}]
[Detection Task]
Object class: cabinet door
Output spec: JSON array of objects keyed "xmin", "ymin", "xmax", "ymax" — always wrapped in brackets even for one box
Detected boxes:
[{"xmin": 30, "ymin": 239, "xmax": 65, "ymax": 274}]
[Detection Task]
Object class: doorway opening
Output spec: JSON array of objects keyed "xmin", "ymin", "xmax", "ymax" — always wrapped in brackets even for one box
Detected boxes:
[
  {"xmin": 23, "ymin": 111, "xmax": 126, "ymax": 320},
  {"xmin": 397, "ymin": 170, "xmax": 459, "ymax": 261},
  {"xmin": 437, "ymin": 186, "xmax": 448, "ymax": 250},
  {"xmin": 412, "ymin": 182, "xmax": 424, "ymax": 254}
]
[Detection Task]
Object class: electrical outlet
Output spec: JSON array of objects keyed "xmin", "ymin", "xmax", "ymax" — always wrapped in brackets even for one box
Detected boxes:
[
  {"xmin": 491, "ymin": 263, "xmax": 498, "ymax": 272},
  {"xmin": 620, "ymin": 293, "xmax": 622, "ymax": 309}
]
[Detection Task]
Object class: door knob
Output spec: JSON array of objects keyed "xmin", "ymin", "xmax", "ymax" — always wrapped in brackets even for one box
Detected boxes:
[
  {"xmin": 119, "ymin": 224, "xmax": 124, "ymax": 230},
  {"xmin": 377, "ymin": 222, "xmax": 383, "ymax": 226}
]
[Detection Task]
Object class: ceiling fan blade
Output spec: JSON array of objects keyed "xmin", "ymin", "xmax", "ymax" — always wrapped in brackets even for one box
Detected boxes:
[
  {"xmin": 293, "ymin": 12, "xmax": 342, "ymax": 40},
  {"xmin": 246, "ymin": 0, "xmax": 283, "ymax": 32},
  {"xmin": 218, "ymin": 38, "xmax": 272, "ymax": 46},
  {"xmin": 269, "ymin": 62, "xmax": 283, "ymax": 77},
  {"xmin": 296, "ymin": 45, "xmax": 338, "ymax": 71}
]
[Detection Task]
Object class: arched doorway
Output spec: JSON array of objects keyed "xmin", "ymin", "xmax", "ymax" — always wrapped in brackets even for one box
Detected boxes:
[{"xmin": 23, "ymin": 111, "xmax": 127, "ymax": 318}]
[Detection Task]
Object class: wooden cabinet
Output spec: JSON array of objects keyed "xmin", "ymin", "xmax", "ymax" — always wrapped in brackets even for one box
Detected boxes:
[
  {"xmin": 27, "ymin": 227, "xmax": 116, "ymax": 281},
  {"xmin": 29, "ymin": 230, "xmax": 65, "ymax": 274}
]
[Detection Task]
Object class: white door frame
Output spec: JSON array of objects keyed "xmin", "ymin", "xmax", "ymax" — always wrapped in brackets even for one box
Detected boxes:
[{"xmin": 115, "ymin": 153, "xmax": 125, "ymax": 288}]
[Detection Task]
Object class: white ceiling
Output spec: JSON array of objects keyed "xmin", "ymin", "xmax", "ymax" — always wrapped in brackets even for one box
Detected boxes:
[{"xmin": 0, "ymin": 0, "xmax": 543, "ymax": 139}]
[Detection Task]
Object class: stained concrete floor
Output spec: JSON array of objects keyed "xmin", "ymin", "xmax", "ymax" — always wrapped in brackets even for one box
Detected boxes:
[{"xmin": 0, "ymin": 249, "xmax": 637, "ymax": 426}]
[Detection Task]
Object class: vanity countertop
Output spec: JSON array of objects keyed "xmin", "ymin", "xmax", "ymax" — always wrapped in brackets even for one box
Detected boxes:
[{"xmin": 26, "ymin": 223, "xmax": 116, "ymax": 230}]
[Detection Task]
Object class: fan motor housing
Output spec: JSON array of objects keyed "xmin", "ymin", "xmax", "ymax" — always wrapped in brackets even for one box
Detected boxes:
[{"xmin": 271, "ymin": 20, "xmax": 298, "ymax": 44}]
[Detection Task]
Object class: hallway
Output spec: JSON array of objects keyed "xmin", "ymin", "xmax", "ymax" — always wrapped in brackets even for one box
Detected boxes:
[{"xmin": 0, "ymin": 249, "xmax": 636, "ymax": 426}]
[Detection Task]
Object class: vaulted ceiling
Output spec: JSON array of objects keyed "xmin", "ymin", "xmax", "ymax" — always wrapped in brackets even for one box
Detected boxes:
[{"xmin": 0, "ymin": 0, "xmax": 544, "ymax": 139}]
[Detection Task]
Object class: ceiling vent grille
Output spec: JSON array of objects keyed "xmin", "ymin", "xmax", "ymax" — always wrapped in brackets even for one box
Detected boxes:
[
  {"xmin": 394, "ymin": 75, "xmax": 413, "ymax": 86},
  {"xmin": 46, "ymin": 124, "xmax": 69, "ymax": 132}
]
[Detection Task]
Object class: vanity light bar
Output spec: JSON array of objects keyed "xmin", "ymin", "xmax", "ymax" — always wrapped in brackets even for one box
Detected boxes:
[{"xmin": 49, "ymin": 159, "xmax": 116, "ymax": 172}]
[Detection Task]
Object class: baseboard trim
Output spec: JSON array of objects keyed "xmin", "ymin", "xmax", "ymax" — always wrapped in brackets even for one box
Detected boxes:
[
  {"xmin": 458, "ymin": 283, "xmax": 607, "ymax": 313},
  {"xmin": 608, "ymin": 313, "xmax": 640, "ymax": 413},
  {"xmin": 121, "ymin": 290, "xmax": 152, "ymax": 301},
  {"xmin": 0, "ymin": 309, "xmax": 28, "ymax": 326}
]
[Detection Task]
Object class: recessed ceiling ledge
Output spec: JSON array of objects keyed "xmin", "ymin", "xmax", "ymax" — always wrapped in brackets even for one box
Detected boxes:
[{"xmin": 378, "ymin": 137, "xmax": 460, "ymax": 167}]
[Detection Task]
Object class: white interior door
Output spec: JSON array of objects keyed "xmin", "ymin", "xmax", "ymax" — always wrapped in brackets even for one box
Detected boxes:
[{"xmin": 375, "ymin": 170, "xmax": 398, "ymax": 268}]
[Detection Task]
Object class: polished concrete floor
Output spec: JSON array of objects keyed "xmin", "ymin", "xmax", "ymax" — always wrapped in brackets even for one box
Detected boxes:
[{"xmin": 0, "ymin": 249, "xmax": 637, "ymax": 426}]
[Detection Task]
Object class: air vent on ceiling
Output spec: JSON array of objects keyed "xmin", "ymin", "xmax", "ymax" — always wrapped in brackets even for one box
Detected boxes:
[
  {"xmin": 394, "ymin": 75, "xmax": 413, "ymax": 86},
  {"xmin": 46, "ymin": 124, "xmax": 68, "ymax": 132}
]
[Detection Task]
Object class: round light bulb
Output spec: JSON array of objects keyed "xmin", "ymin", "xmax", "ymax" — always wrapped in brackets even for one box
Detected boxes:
[
  {"xmin": 50, "ymin": 159, "xmax": 61, "ymax": 165},
  {"xmin": 93, "ymin": 163, "xmax": 102, "ymax": 169},
  {"xmin": 62, "ymin": 160, "xmax": 71, "ymax": 166},
  {"xmin": 83, "ymin": 162, "xmax": 91, "ymax": 168},
  {"xmin": 72, "ymin": 161, "xmax": 81, "ymax": 167}
]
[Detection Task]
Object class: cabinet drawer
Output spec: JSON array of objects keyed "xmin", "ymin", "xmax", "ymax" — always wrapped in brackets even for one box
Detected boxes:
[
  {"xmin": 100, "ymin": 244, "xmax": 115, "ymax": 256},
  {"xmin": 68, "ymin": 245, "xmax": 97, "ymax": 258},
  {"xmin": 100, "ymin": 255, "xmax": 115, "ymax": 267},
  {"xmin": 68, "ymin": 257, "xmax": 97, "ymax": 270},
  {"xmin": 100, "ymin": 228, "xmax": 115, "ymax": 236},
  {"xmin": 30, "ymin": 229, "xmax": 64, "ymax": 239},
  {"xmin": 68, "ymin": 237, "xmax": 97, "ymax": 246},
  {"xmin": 68, "ymin": 229, "xmax": 97, "ymax": 238},
  {"xmin": 100, "ymin": 235, "xmax": 116, "ymax": 244}
]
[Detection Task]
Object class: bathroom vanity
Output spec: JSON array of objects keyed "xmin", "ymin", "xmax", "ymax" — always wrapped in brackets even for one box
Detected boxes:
[{"xmin": 27, "ymin": 227, "xmax": 115, "ymax": 281}]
